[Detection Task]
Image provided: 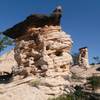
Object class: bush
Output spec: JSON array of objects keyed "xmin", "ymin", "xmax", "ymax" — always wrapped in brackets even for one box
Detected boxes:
[
  {"xmin": 87, "ymin": 75, "xmax": 100, "ymax": 90},
  {"xmin": 49, "ymin": 85, "xmax": 92, "ymax": 100},
  {"xmin": 0, "ymin": 34, "xmax": 13, "ymax": 52},
  {"xmin": 29, "ymin": 79, "xmax": 40, "ymax": 87},
  {"xmin": 72, "ymin": 53, "xmax": 79, "ymax": 65},
  {"xmin": 49, "ymin": 86, "xmax": 86, "ymax": 100},
  {"xmin": 48, "ymin": 94, "xmax": 75, "ymax": 100}
]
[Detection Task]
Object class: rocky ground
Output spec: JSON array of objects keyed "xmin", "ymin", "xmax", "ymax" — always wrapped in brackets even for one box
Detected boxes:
[
  {"xmin": 0, "ymin": 78, "xmax": 48, "ymax": 100},
  {"xmin": 0, "ymin": 50, "xmax": 71, "ymax": 100},
  {"xmin": 0, "ymin": 50, "xmax": 100, "ymax": 100},
  {"xmin": 71, "ymin": 64, "xmax": 100, "ymax": 79},
  {"xmin": 0, "ymin": 50, "xmax": 17, "ymax": 73}
]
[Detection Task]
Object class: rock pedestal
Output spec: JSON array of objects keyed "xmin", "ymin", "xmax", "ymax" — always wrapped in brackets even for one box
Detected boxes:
[
  {"xmin": 79, "ymin": 47, "xmax": 90, "ymax": 69},
  {"xmin": 12, "ymin": 26, "xmax": 73, "ymax": 96},
  {"xmin": 2, "ymin": 6, "xmax": 74, "ymax": 97},
  {"xmin": 14, "ymin": 26, "xmax": 73, "ymax": 77}
]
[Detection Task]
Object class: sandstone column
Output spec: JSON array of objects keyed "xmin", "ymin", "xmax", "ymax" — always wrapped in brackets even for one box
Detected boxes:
[
  {"xmin": 79, "ymin": 47, "xmax": 90, "ymax": 69},
  {"xmin": 13, "ymin": 26, "xmax": 73, "ymax": 77},
  {"xmin": 2, "ymin": 6, "xmax": 74, "ymax": 96}
]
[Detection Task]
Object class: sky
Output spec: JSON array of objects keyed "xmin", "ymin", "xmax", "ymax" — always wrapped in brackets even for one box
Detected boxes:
[{"xmin": 0, "ymin": 0, "xmax": 100, "ymax": 63}]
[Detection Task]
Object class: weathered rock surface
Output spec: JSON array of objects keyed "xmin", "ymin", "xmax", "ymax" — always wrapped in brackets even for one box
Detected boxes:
[
  {"xmin": 10, "ymin": 25, "xmax": 73, "ymax": 97},
  {"xmin": 0, "ymin": 83, "xmax": 48, "ymax": 100},
  {"xmin": 13, "ymin": 26, "xmax": 73, "ymax": 78},
  {"xmin": 71, "ymin": 65, "xmax": 100, "ymax": 79},
  {"xmin": 0, "ymin": 26, "xmax": 73, "ymax": 99},
  {"xmin": 0, "ymin": 76, "xmax": 71, "ymax": 100},
  {"xmin": 0, "ymin": 6, "xmax": 74, "ymax": 100},
  {"xmin": 0, "ymin": 50, "xmax": 17, "ymax": 73},
  {"xmin": 79, "ymin": 47, "xmax": 90, "ymax": 69}
]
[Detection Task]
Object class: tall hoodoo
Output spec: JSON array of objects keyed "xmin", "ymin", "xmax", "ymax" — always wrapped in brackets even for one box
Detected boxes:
[
  {"xmin": 79, "ymin": 47, "xmax": 90, "ymax": 69},
  {"xmin": 3, "ymin": 6, "xmax": 73, "ymax": 95}
]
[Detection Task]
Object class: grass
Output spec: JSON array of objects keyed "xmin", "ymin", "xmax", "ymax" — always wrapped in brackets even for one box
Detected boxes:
[
  {"xmin": 49, "ymin": 86, "xmax": 86, "ymax": 100},
  {"xmin": 29, "ymin": 79, "xmax": 41, "ymax": 87},
  {"xmin": 48, "ymin": 94, "xmax": 86, "ymax": 100},
  {"xmin": 87, "ymin": 75, "xmax": 100, "ymax": 90}
]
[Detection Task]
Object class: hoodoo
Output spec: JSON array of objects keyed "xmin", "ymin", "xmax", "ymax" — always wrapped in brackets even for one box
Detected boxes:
[{"xmin": 2, "ymin": 6, "xmax": 73, "ymax": 96}]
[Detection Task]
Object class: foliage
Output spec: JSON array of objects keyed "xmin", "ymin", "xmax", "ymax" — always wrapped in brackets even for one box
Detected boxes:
[
  {"xmin": 49, "ymin": 93, "xmax": 86, "ymax": 100},
  {"xmin": 74, "ymin": 86, "xmax": 85, "ymax": 98},
  {"xmin": 29, "ymin": 79, "xmax": 41, "ymax": 87},
  {"xmin": 0, "ymin": 32, "xmax": 13, "ymax": 52},
  {"xmin": 72, "ymin": 53, "xmax": 79, "ymax": 65},
  {"xmin": 93, "ymin": 56, "xmax": 100, "ymax": 64},
  {"xmin": 71, "ymin": 73, "xmax": 83, "ymax": 81},
  {"xmin": 87, "ymin": 75, "xmax": 100, "ymax": 90},
  {"xmin": 48, "ymin": 94, "xmax": 74, "ymax": 100},
  {"xmin": 49, "ymin": 83, "xmax": 100, "ymax": 100},
  {"xmin": 90, "ymin": 63, "xmax": 95, "ymax": 65},
  {"xmin": 49, "ymin": 86, "xmax": 87, "ymax": 100}
]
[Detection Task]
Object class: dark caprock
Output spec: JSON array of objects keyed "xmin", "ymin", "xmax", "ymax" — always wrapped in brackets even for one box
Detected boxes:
[{"xmin": 3, "ymin": 6, "xmax": 62, "ymax": 39}]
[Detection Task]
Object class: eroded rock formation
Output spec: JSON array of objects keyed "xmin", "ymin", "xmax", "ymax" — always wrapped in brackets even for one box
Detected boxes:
[
  {"xmin": 2, "ymin": 6, "xmax": 73, "ymax": 96},
  {"xmin": 79, "ymin": 47, "xmax": 90, "ymax": 69},
  {"xmin": 13, "ymin": 25, "xmax": 73, "ymax": 96},
  {"xmin": 13, "ymin": 26, "xmax": 73, "ymax": 78}
]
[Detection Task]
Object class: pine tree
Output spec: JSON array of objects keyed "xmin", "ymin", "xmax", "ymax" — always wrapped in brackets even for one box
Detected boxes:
[{"xmin": 0, "ymin": 32, "xmax": 13, "ymax": 52}]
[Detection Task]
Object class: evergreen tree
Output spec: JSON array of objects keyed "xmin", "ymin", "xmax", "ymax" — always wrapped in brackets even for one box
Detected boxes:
[
  {"xmin": 72, "ymin": 53, "xmax": 79, "ymax": 65},
  {"xmin": 93, "ymin": 56, "xmax": 100, "ymax": 64},
  {"xmin": 0, "ymin": 32, "xmax": 13, "ymax": 52}
]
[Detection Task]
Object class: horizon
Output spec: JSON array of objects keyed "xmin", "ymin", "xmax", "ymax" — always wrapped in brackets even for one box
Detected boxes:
[{"xmin": 0, "ymin": 0, "xmax": 100, "ymax": 63}]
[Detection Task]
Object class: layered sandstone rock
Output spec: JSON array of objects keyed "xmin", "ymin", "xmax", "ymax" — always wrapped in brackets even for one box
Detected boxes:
[
  {"xmin": 13, "ymin": 26, "xmax": 73, "ymax": 77},
  {"xmin": 79, "ymin": 47, "xmax": 90, "ymax": 69},
  {"xmin": 0, "ymin": 50, "xmax": 17, "ymax": 73},
  {"xmin": 1, "ymin": 6, "xmax": 74, "ymax": 98},
  {"xmin": 11, "ymin": 25, "xmax": 73, "ymax": 96}
]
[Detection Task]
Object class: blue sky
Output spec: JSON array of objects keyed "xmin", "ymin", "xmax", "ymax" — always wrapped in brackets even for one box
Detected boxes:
[{"xmin": 0, "ymin": 0, "xmax": 100, "ymax": 63}]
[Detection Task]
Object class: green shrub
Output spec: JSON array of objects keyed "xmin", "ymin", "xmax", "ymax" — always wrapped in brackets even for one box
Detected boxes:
[
  {"xmin": 48, "ymin": 94, "xmax": 75, "ymax": 100},
  {"xmin": 48, "ymin": 93, "xmax": 86, "ymax": 100},
  {"xmin": 87, "ymin": 75, "xmax": 100, "ymax": 90},
  {"xmin": 29, "ymin": 79, "xmax": 40, "ymax": 87},
  {"xmin": 49, "ymin": 86, "xmax": 87, "ymax": 100}
]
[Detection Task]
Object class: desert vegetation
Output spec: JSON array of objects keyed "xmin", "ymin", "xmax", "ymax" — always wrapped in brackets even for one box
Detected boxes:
[
  {"xmin": 87, "ymin": 75, "xmax": 100, "ymax": 91},
  {"xmin": 0, "ymin": 32, "xmax": 13, "ymax": 52}
]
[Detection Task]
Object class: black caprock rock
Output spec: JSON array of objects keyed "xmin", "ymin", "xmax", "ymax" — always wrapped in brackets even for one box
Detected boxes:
[{"xmin": 3, "ymin": 6, "xmax": 62, "ymax": 39}]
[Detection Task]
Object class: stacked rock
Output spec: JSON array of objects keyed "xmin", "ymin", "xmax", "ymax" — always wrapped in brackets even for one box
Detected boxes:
[
  {"xmin": 2, "ymin": 6, "xmax": 74, "ymax": 96},
  {"xmin": 12, "ymin": 25, "xmax": 73, "ymax": 96},
  {"xmin": 79, "ymin": 47, "xmax": 90, "ymax": 69},
  {"xmin": 13, "ymin": 26, "xmax": 73, "ymax": 78}
]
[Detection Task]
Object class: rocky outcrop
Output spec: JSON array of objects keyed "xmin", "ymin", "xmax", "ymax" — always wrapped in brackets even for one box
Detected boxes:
[
  {"xmin": 13, "ymin": 26, "xmax": 73, "ymax": 77},
  {"xmin": 0, "ymin": 83, "xmax": 48, "ymax": 100},
  {"xmin": 1, "ymin": 6, "xmax": 73, "ymax": 99},
  {"xmin": 0, "ymin": 50, "xmax": 17, "ymax": 73},
  {"xmin": 11, "ymin": 25, "xmax": 73, "ymax": 96},
  {"xmin": 79, "ymin": 47, "xmax": 90, "ymax": 69}
]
